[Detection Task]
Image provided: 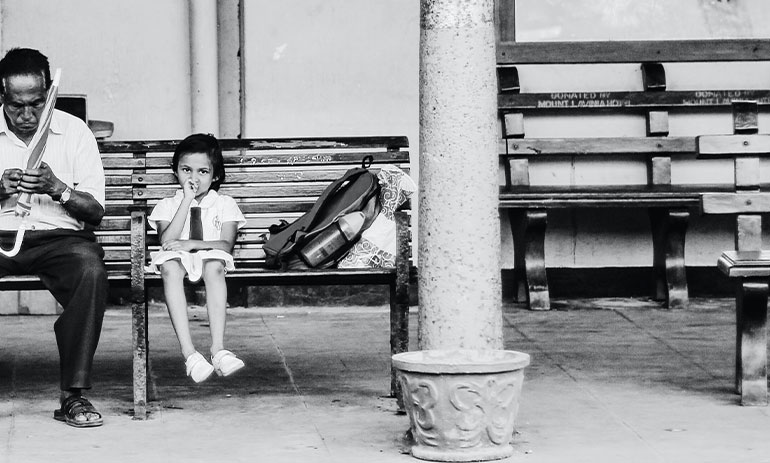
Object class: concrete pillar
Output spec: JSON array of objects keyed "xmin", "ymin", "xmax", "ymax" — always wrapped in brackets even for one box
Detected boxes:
[
  {"xmin": 418, "ymin": 0, "xmax": 502, "ymax": 350},
  {"xmin": 189, "ymin": 0, "xmax": 220, "ymax": 135},
  {"xmin": 217, "ymin": 0, "xmax": 243, "ymax": 138}
]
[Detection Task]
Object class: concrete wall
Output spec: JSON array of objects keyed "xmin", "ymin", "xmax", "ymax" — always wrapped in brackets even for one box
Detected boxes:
[{"xmin": 240, "ymin": 0, "xmax": 418, "ymax": 143}]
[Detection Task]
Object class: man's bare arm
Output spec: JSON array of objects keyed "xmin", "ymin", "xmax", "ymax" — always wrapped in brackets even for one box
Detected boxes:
[{"xmin": 18, "ymin": 162, "xmax": 105, "ymax": 226}]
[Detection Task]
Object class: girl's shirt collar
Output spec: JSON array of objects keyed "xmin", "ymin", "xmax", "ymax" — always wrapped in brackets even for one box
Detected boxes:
[{"xmin": 172, "ymin": 189, "xmax": 220, "ymax": 207}]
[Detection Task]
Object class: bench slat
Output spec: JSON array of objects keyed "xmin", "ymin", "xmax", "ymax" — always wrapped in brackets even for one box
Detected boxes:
[
  {"xmin": 101, "ymin": 157, "xmax": 146, "ymax": 169},
  {"xmin": 497, "ymin": 39, "xmax": 770, "ymax": 64},
  {"xmin": 499, "ymin": 90, "xmax": 770, "ymax": 111},
  {"xmin": 701, "ymin": 192, "xmax": 770, "ymax": 214},
  {"xmin": 134, "ymin": 184, "xmax": 331, "ymax": 200},
  {"xmin": 134, "ymin": 169, "xmax": 359, "ymax": 185},
  {"xmin": 142, "ymin": 267, "xmax": 397, "ymax": 285},
  {"xmin": 697, "ymin": 134, "xmax": 770, "ymax": 157},
  {"xmin": 503, "ymin": 137, "xmax": 695, "ymax": 156},
  {"xmin": 99, "ymin": 136, "xmax": 409, "ymax": 153},
  {"xmin": 138, "ymin": 151, "xmax": 410, "ymax": 169}
]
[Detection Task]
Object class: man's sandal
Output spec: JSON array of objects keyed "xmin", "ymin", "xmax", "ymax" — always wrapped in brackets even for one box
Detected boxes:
[
  {"xmin": 211, "ymin": 350, "xmax": 245, "ymax": 377},
  {"xmin": 53, "ymin": 396, "xmax": 103, "ymax": 428}
]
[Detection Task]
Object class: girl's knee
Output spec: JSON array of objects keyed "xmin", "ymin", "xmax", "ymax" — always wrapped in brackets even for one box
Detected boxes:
[
  {"xmin": 160, "ymin": 260, "xmax": 186, "ymax": 280},
  {"xmin": 202, "ymin": 260, "xmax": 225, "ymax": 280}
]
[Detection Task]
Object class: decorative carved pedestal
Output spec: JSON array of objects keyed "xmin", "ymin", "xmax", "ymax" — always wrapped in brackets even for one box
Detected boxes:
[{"xmin": 393, "ymin": 349, "xmax": 531, "ymax": 462}]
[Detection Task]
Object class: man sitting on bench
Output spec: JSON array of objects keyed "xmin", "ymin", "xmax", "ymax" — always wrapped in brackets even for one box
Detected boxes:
[{"xmin": 0, "ymin": 48, "xmax": 107, "ymax": 428}]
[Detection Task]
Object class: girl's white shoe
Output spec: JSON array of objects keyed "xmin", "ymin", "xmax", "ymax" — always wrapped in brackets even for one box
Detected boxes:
[
  {"xmin": 211, "ymin": 350, "xmax": 245, "ymax": 377},
  {"xmin": 185, "ymin": 351, "xmax": 215, "ymax": 383}
]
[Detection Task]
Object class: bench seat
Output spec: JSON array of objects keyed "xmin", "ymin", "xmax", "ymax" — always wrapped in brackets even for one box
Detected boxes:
[{"xmin": 500, "ymin": 184, "xmax": 740, "ymax": 208}]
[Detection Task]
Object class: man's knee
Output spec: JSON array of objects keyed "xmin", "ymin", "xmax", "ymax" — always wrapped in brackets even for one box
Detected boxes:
[{"xmin": 68, "ymin": 243, "xmax": 107, "ymax": 284}]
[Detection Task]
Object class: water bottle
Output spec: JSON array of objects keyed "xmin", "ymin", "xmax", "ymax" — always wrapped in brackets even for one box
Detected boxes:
[{"xmin": 299, "ymin": 212, "xmax": 365, "ymax": 267}]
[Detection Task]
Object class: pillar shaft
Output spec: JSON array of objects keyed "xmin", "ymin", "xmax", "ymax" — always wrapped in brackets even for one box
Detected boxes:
[
  {"xmin": 189, "ymin": 0, "xmax": 220, "ymax": 135},
  {"xmin": 217, "ymin": 0, "xmax": 243, "ymax": 138},
  {"xmin": 418, "ymin": 0, "xmax": 502, "ymax": 350}
]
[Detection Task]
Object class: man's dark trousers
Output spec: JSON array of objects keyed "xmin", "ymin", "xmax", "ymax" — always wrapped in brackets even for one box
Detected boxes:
[{"xmin": 0, "ymin": 229, "xmax": 108, "ymax": 391}]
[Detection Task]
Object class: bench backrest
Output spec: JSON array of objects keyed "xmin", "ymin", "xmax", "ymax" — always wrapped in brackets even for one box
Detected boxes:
[
  {"xmin": 496, "ymin": 62, "xmax": 770, "ymax": 189},
  {"xmin": 97, "ymin": 150, "xmax": 139, "ymax": 279},
  {"xmin": 98, "ymin": 136, "xmax": 411, "ymax": 271}
]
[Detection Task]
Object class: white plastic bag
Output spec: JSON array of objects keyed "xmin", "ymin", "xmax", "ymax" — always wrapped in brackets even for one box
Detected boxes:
[{"xmin": 338, "ymin": 165, "xmax": 416, "ymax": 268}]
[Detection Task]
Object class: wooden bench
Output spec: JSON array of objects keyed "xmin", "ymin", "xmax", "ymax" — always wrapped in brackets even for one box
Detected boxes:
[
  {"xmin": 497, "ymin": 62, "xmax": 770, "ymax": 311},
  {"xmin": 698, "ymin": 104, "xmax": 770, "ymax": 405},
  {"xmin": 0, "ymin": 137, "xmax": 412, "ymax": 419},
  {"xmin": 109, "ymin": 136, "xmax": 413, "ymax": 419}
]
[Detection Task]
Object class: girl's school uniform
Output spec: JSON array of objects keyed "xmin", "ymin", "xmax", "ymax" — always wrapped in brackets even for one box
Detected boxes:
[{"xmin": 146, "ymin": 190, "xmax": 246, "ymax": 282}]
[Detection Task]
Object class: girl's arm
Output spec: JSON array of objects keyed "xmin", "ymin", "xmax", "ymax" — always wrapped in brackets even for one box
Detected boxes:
[
  {"xmin": 158, "ymin": 220, "xmax": 239, "ymax": 253},
  {"xmin": 191, "ymin": 221, "xmax": 238, "ymax": 252},
  {"xmin": 158, "ymin": 197, "xmax": 194, "ymax": 244},
  {"xmin": 158, "ymin": 180, "xmax": 196, "ymax": 244}
]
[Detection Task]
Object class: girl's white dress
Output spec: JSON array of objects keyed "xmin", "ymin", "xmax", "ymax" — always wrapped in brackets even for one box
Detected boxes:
[{"xmin": 145, "ymin": 190, "xmax": 247, "ymax": 282}]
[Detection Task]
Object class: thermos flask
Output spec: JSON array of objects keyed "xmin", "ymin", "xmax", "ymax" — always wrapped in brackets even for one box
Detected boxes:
[{"xmin": 299, "ymin": 212, "xmax": 365, "ymax": 267}]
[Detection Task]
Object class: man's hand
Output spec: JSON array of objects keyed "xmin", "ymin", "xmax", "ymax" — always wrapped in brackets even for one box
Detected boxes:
[
  {"xmin": 1, "ymin": 168, "xmax": 23, "ymax": 196},
  {"xmin": 17, "ymin": 162, "xmax": 65, "ymax": 197}
]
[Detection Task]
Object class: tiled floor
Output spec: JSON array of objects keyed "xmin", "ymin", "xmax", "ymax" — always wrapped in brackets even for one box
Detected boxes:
[{"xmin": 1, "ymin": 298, "xmax": 769, "ymax": 463}]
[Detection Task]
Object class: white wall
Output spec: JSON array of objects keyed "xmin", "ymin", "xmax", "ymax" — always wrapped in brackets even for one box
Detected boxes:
[
  {"xmin": 240, "ymin": 0, "xmax": 419, "ymax": 145},
  {"xmin": 1, "ymin": 0, "xmax": 192, "ymax": 140}
]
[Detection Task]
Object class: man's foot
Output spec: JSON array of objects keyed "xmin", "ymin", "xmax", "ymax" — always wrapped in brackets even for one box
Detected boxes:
[{"xmin": 53, "ymin": 395, "xmax": 103, "ymax": 428}]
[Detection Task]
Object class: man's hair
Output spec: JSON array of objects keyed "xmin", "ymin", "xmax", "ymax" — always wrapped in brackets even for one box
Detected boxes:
[
  {"xmin": 0, "ymin": 48, "xmax": 51, "ymax": 95},
  {"xmin": 171, "ymin": 133, "xmax": 226, "ymax": 191}
]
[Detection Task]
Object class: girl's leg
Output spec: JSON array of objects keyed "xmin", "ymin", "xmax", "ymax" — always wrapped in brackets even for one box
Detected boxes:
[
  {"xmin": 160, "ymin": 260, "xmax": 197, "ymax": 359},
  {"xmin": 202, "ymin": 260, "xmax": 228, "ymax": 355}
]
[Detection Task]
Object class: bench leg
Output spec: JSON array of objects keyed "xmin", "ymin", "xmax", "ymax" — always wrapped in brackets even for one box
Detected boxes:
[
  {"xmin": 649, "ymin": 208, "xmax": 689, "ymax": 310},
  {"xmin": 392, "ymin": 210, "xmax": 411, "ymax": 408},
  {"xmin": 390, "ymin": 282, "xmax": 409, "ymax": 405},
  {"xmin": 509, "ymin": 209, "xmax": 549, "ymax": 310},
  {"xmin": 132, "ymin": 297, "xmax": 148, "ymax": 419},
  {"xmin": 735, "ymin": 278, "xmax": 768, "ymax": 406}
]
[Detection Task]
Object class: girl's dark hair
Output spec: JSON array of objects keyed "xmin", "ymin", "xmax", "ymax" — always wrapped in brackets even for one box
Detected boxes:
[
  {"xmin": 171, "ymin": 133, "xmax": 226, "ymax": 191},
  {"xmin": 0, "ymin": 48, "xmax": 51, "ymax": 95}
]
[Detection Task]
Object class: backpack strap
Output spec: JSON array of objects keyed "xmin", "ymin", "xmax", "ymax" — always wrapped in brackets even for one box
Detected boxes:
[
  {"xmin": 282, "ymin": 166, "xmax": 369, "ymax": 249},
  {"xmin": 300, "ymin": 167, "xmax": 369, "ymax": 233}
]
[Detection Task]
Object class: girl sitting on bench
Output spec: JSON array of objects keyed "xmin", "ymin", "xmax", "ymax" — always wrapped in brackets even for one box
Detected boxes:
[{"xmin": 146, "ymin": 133, "xmax": 247, "ymax": 383}]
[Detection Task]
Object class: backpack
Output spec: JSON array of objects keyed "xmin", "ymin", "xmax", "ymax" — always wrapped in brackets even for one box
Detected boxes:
[{"xmin": 262, "ymin": 158, "xmax": 382, "ymax": 270}]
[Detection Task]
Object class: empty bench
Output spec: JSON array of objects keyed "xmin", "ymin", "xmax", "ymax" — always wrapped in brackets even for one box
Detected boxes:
[
  {"xmin": 102, "ymin": 136, "xmax": 413, "ymax": 419},
  {"xmin": 497, "ymin": 61, "xmax": 770, "ymax": 311},
  {"xmin": 698, "ymin": 107, "xmax": 770, "ymax": 405}
]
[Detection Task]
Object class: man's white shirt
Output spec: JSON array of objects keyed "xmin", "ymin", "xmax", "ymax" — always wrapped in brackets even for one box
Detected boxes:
[{"xmin": 0, "ymin": 109, "xmax": 105, "ymax": 230}]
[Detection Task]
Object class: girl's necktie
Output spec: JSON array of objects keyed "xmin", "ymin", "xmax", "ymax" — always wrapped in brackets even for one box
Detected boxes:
[{"xmin": 189, "ymin": 206, "xmax": 203, "ymax": 240}]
